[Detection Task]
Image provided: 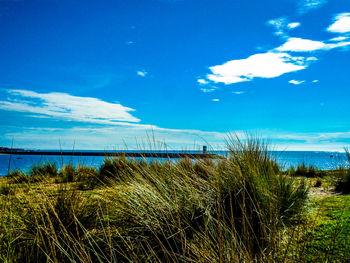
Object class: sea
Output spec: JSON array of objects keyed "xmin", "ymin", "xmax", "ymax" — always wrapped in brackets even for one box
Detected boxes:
[{"xmin": 0, "ymin": 150, "xmax": 348, "ymax": 176}]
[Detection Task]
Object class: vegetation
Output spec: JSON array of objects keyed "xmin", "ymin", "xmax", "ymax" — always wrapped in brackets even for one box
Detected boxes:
[
  {"xmin": 288, "ymin": 163, "xmax": 327, "ymax": 178},
  {"xmin": 300, "ymin": 196, "xmax": 350, "ymax": 262},
  {"xmin": 0, "ymin": 137, "xmax": 348, "ymax": 262},
  {"xmin": 335, "ymin": 148, "xmax": 350, "ymax": 193}
]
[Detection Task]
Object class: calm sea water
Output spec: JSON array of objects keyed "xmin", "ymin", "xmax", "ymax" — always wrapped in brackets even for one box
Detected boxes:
[{"xmin": 0, "ymin": 151, "xmax": 348, "ymax": 176}]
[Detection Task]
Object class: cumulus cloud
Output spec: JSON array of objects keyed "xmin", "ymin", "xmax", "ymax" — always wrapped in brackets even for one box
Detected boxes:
[
  {"xmin": 276, "ymin": 37, "xmax": 350, "ymax": 52},
  {"xmin": 0, "ymin": 89, "xmax": 140, "ymax": 124},
  {"xmin": 289, "ymin": 80, "xmax": 305, "ymax": 85},
  {"xmin": 327, "ymin": 13, "xmax": 350, "ymax": 33},
  {"xmin": 206, "ymin": 52, "xmax": 312, "ymax": 85},
  {"xmin": 199, "ymin": 10, "xmax": 350, "ymax": 90},
  {"xmin": 137, "ymin": 71, "xmax": 147, "ymax": 77},
  {"xmin": 298, "ymin": 0, "xmax": 327, "ymax": 14}
]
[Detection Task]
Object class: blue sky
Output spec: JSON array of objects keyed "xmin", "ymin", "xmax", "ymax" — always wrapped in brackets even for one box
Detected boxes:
[{"xmin": 0, "ymin": 0, "xmax": 350, "ymax": 151}]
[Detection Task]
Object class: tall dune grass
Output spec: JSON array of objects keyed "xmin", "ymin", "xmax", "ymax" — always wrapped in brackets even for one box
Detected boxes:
[{"xmin": 0, "ymin": 136, "xmax": 309, "ymax": 262}]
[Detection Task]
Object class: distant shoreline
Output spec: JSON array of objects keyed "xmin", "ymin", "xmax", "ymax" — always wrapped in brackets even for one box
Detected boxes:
[{"xmin": 0, "ymin": 150, "xmax": 218, "ymax": 159}]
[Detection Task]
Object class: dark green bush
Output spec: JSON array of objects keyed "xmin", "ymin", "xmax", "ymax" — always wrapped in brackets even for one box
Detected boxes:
[
  {"xmin": 99, "ymin": 157, "xmax": 140, "ymax": 183},
  {"xmin": 30, "ymin": 162, "xmax": 57, "ymax": 177},
  {"xmin": 335, "ymin": 149, "xmax": 350, "ymax": 193},
  {"xmin": 0, "ymin": 184, "xmax": 15, "ymax": 196},
  {"xmin": 59, "ymin": 163, "xmax": 76, "ymax": 182},
  {"xmin": 76, "ymin": 165, "xmax": 99, "ymax": 189}
]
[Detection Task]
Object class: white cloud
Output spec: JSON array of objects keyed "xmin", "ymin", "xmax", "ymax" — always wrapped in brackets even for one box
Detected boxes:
[
  {"xmin": 289, "ymin": 80, "xmax": 305, "ymax": 85},
  {"xmin": 212, "ymin": 99, "xmax": 220, "ymax": 102},
  {"xmin": 268, "ymin": 19, "xmax": 301, "ymax": 36},
  {"xmin": 137, "ymin": 71, "xmax": 147, "ymax": 77},
  {"xmin": 199, "ymin": 13, "xmax": 350, "ymax": 88},
  {"xmin": 232, "ymin": 91, "xmax": 244, "ymax": 95},
  {"xmin": 327, "ymin": 13, "xmax": 350, "ymax": 33},
  {"xmin": 4, "ymin": 126, "xmax": 349, "ymax": 152},
  {"xmin": 206, "ymin": 52, "xmax": 311, "ymax": 85},
  {"xmin": 276, "ymin": 37, "xmax": 350, "ymax": 52},
  {"xmin": 287, "ymin": 22, "xmax": 301, "ymax": 29},
  {"xmin": 329, "ymin": 36, "xmax": 348, "ymax": 42},
  {"xmin": 312, "ymin": 79, "xmax": 319, "ymax": 83},
  {"xmin": 298, "ymin": 0, "xmax": 327, "ymax": 14},
  {"xmin": 200, "ymin": 87, "xmax": 216, "ymax": 93},
  {"xmin": 0, "ymin": 89, "xmax": 231, "ymax": 146},
  {"xmin": 276, "ymin": 37, "xmax": 326, "ymax": 52},
  {"xmin": 197, "ymin": 78, "xmax": 209, "ymax": 85},
  {"xmin": 268, "ymin": 17, "xmax": 288, "ymax": 36},
  {"xmin": 0, "ymin": 89, "xmax": 140, "ymax": 124},
  {"xmin": 3, "ymin": 126, "xmax": 229, "ymax": 150}
]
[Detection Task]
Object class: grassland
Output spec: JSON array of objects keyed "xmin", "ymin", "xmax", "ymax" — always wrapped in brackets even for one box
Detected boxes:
[{"xmin": 0, "ymin": 137, "xmax": 349, "ymax": 262}]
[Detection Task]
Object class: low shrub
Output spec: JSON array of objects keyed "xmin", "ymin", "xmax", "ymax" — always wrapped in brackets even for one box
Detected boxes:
[
  {"xmin": 335, "ymin": 169, "xmax": 350, "ymax": 193},
  {"xmin": 289, "ymin": 163, "xmax": 326, "ymax": 178},
  {"xmin": 30, "ymin": 162, "xmax": 57, "ymax": 177},
  {"xmin": 314, "ymin": 178, "xmax": 322, "ymax": 187},
  {"xmin": 0, "ymin": 183, "xmax": 15, "ymax": 196},
  {"xmin": 59, "ymin": 163, "xmax": 76, "ymax": 182},
  {"xmin": 334, "ymin": 148, "xmax": 350, "ymax": 193},
  {"xmin": 99, "ymin": 157, "xmax": 140, "ymax": 183},
  {"xmin": 76, "ymin": 165, "xmax": 99, "ymax": 189}
]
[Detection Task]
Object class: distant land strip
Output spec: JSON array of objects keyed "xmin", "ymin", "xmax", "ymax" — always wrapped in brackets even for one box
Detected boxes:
[{"xmin": 0, "ymin": 149, "xmax": 219, "ymax": 159}]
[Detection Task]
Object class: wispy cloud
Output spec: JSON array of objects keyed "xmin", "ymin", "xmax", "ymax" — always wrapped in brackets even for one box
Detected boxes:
[
  {"xmin": 0, "ymin": 89, "xmax": 231, "ymax": 146},
  {"xmin": 2, "ymin": 125, "xmax": 229, "ymax": 150},
  {"xmin": 197, "ymin": 78, "xmax": 217, "ymax": 92},
  {"xmin": 268, "ymin": 18, "xmax": 301, "ymax": 37},
  {"xmin": 268, "ymin": 17, "xmax": 288, "ymax": 36},
  {"xmin": 197, "ymin": 79, "xmax": 209, "ymax": 85},
  {"xmin": 312, "ymin": 79, "xmax": 319, "ymax": 83},
  {"xmin": 298, "ymin": 0, "xmax": 327, "ymax": 14},
  {"xmin": 212, "ymin": 98, "xmax": 220, "ymax": 102},
  {"xmin": 327, "ymin": 13, "xmax": 350, "ymax": 33},
  {"xmin": 289, "ymin": 80, "xmax": 305, "ymax": 85},
  {"xmin": 3, "ymin": 125, "xmax": 349, "ymax": 151},
  {"xmin": 232, "ymin": 91, "xmax": 244, "ymax": 95},
  {"xmin": 0, "ymin": 89, "xmax": 140, "ymax": 124},
  {"xmin": 329, "ymin": 36, "xmax": 349, "ymax": 42},
  {"xmin": 276, "ymin": 37, "xmax": 350, "ymax": 52},
  {"xmin": 206, "ymin": 52, "xmax": 312, "ymax": 85},
  {"xmin": 200, "ymin": 87, "xmax": 216, "ymax": 93},
  {"xmin": 137, "ymin": 71, "xmax": 147, "ymax": 77}
]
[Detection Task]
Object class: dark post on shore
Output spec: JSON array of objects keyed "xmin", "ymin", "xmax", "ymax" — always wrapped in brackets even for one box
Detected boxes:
[{"xmin": 203, "ymin": 145, "xmax": 207, "ymax": 154}]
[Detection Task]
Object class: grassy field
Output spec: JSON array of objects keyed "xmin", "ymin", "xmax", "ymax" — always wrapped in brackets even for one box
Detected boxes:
[{"xmin": 0, "ymin": 137, "xmax": 349, "ymax": 262}]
